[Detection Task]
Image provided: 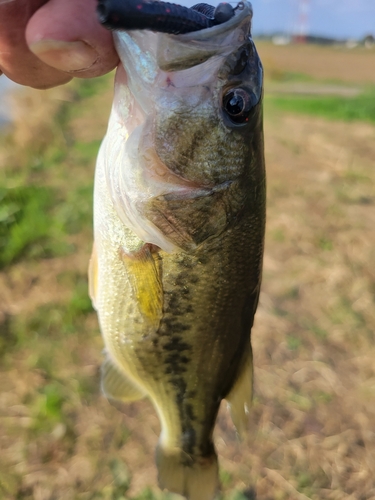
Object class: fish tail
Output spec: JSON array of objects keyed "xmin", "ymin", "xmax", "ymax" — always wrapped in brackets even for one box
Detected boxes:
[{"xmin": 156, "ymin": 442, "xmax": 219, "ymax": 500}]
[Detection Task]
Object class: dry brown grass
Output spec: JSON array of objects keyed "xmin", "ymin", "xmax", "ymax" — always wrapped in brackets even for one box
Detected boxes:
[
  {"xmin": 0, "ymin": 45, "xmax": 374, "ymax": 499},
  {"xmin": 227, "ymin": 112, "xmax": 375, "ymax": 499},
  {"xmin": 257, "ymin": 41, "xmax": 375, "ymax": 85}
]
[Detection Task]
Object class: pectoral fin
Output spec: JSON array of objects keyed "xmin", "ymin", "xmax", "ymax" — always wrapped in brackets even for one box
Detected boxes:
[
  {"xmin": 101, "ymin": 353, "xmax": 145, "ymax": 402},
  {"xmin": 225, "ymin": 344, "xmax": 253, "ymax": 437},
  {"xmin": 120, "ymin": 243, "xmax": 163, "ymax": 328}
]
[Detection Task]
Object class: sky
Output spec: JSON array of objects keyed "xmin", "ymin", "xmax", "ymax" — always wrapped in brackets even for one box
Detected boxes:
[{"xmin": 182, "ymin": 0, "xmax": 375, "ymax": 40}]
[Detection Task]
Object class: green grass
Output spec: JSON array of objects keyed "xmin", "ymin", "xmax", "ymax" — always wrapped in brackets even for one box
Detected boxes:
[
  {"xmin": 0, "ymin": 185, "xmax": 71, "ymax": 267},
  {"xmin": 286, "ymin": 335, "xmax": 302, "ymax": 351},
  {"xmin": 0, "ymin": 275, "xmax": 93, "ymax": 359},
  {"xmin": 0, "ymin": 78, "xmax": 100, "ymax": 269},
  {"xmin": 263, "ymin": 67, "xmax": 317, "ymax": 83},
  {"xmin": 266, "ymin": 87, "xmax": 375, "ymax": 123},
  {"xmin": 0, "ymin": 180, "xmax": 94, "ymax": 268},
  {"xmin": 72, "ymin": 75, "xmax": 113, "ymax": 100}
]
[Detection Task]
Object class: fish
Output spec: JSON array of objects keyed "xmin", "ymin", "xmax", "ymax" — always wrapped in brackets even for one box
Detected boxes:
[{"xmin": 89, "ymin": 2, "xmax": 265, "ymax": 498}]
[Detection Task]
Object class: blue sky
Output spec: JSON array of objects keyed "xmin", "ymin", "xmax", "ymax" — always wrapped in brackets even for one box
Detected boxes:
[{"xmin": 182, "ymin": 0, "xmax": 375, "ymax": 40}]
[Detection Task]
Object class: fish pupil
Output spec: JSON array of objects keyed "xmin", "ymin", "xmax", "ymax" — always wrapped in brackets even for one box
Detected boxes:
[{"xmin": 227, "ymin": 93, "xmax": 243, "ymax": 115}]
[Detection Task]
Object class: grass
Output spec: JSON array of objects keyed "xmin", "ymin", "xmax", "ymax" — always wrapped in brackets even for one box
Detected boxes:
[
  {"xmin": 266, "ymin": 87, "xmax": 375, "ymax": 123},
  {"xmin": 0, "ymin": 77, "xmax": 101, "ymax": 269},
  {"xmin": 0, "ymin": 185, "xmax": 71, "ymax": 267},
  {"xmin": 1, "ymin": 44, "xmax": 375, "ymax": 500}
]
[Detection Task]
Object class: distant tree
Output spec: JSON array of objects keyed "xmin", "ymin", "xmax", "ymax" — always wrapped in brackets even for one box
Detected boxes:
[{"xmin": 363, "ymin": 34, "xmax": 375, "ymax": 48}]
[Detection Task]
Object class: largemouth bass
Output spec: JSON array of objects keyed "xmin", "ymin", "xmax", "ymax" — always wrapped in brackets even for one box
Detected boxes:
[{"xmin": 90, "ymin": 2, "xmax": 265, "ymax": 498}]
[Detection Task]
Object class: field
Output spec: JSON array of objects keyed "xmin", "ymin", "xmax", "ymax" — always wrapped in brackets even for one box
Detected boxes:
[{"xmin": 0, "ymin": 42, "xmax": 374, "ymax": 499}]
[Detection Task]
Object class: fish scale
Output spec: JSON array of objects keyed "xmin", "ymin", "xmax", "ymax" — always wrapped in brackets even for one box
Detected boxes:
[{"xmin": 90, "ymin": 2, "xmax": 265, "ymax": 498}]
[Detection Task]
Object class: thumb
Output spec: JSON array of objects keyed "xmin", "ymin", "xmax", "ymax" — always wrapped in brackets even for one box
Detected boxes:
[
  {"xmin": 0, "ymin": 0, "xmax": 71, "ymax": 88},
  {"xmin": 26, "ymin": 0, "xmax": 119, "ymax": 77}
]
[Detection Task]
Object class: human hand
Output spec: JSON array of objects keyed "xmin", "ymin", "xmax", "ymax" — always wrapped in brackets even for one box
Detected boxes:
[{"xmin": 0, "ymin": 0, "xmax": 119, "ymax": 89}]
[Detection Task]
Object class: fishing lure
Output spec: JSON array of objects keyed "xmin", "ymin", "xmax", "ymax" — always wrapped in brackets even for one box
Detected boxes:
[{"xmin": 97, "ymin": 0, "xmax": 244, "ymax": 34}]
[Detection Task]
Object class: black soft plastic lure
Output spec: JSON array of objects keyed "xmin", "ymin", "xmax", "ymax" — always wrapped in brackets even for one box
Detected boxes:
[{"xmin": 97, "ymin": 0, "xmax": 243, "ymax": 35}]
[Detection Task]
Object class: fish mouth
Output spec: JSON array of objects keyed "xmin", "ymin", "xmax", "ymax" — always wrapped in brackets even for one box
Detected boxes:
[
  {"xmin": 113, "ymin": 1, "xmax": 253, "ymax": 81},
  {"xmin": 175, "ymin": 1, "xmax": 253, "ymax": 41},
  {"xmin": 156, "ymin": 2, "xmax": 253, "ymax": 72}
]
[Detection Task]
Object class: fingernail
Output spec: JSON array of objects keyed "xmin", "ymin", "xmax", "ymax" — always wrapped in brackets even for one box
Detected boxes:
[{"xmin": 29, "ymin": 40, "xmax": 99, "ymax": 72}]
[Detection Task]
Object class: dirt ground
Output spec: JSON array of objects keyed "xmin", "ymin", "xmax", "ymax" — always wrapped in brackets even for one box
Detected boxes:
[
  {"xmin": 0, "ymin": 43, "xmax": 374, "ymax": 500},
  {"xmin": 257, "ymin": 41, "xmax": 375, "ymax": 85}
]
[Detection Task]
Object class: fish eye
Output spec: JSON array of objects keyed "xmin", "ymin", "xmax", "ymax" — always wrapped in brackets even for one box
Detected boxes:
[{"xmin": 223, "ymin": 88, "xmax": 257, "ymax": 124}]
